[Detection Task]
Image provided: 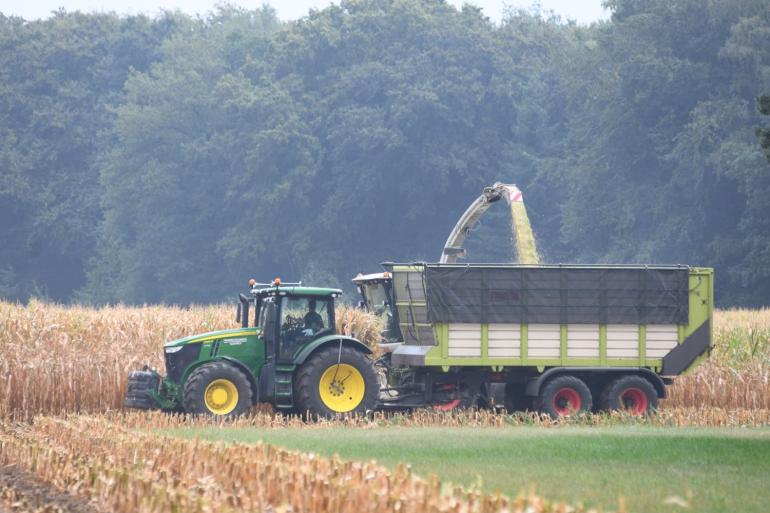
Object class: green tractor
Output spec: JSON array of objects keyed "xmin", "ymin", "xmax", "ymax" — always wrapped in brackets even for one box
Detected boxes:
[{"xmin": 124, "ymin": 279, "xmax": 379, "ymax": 418}]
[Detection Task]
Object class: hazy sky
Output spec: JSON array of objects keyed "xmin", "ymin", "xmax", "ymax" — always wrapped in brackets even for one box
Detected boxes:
[{"xmin": 2, "ymin": 0, "xmax": 610, "ymax": 25}]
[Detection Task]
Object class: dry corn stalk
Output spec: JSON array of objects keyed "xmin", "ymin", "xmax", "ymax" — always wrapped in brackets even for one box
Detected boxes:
[{"xmin": 664, "ymin": 308, "xmax": 770, "ymax": 409}]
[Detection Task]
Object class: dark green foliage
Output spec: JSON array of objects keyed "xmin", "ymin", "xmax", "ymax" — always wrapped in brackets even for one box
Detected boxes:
[
  {"xmin": 0, "ymin": 11, "xmax": 180, "ymax": 301},
  {"xmin": 758, "ymin": 95, "xmax": 770, "ymax": 162},
  {"xmin": 1, "ymin": 0, "xmax": 769, "ymax": 305}
]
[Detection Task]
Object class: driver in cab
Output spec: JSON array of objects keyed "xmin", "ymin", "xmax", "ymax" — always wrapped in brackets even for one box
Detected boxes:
[{"xmin": 302, "ymin": 300, "xmax": 324, "ymax": 337}]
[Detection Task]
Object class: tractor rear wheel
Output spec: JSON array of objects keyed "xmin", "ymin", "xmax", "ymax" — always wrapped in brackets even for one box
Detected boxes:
[
  {"xmin": 294, "ymin": 346, "xmax": 378, "ymax": 418},
  {"xmin": 535, "ymin": 375, "xmax": 592, "ymax": 419},
  {"xmin": 183, "ymin": 362, "xmax": 253, "ymax": 418},
  {"xmin": 599, "ymin": 375, "xmax": 658, "ymax": 415}
]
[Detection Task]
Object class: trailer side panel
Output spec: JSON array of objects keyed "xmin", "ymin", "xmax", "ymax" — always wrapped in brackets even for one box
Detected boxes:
[{"xmin": 389, "ymin": 264, "xmax": 713, "ymax": 376}]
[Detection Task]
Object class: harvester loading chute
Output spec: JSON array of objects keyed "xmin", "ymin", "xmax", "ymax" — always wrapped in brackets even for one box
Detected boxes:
[{"xmin": 439, "ymin": 182, "xmax": 540, "ymax": 264}]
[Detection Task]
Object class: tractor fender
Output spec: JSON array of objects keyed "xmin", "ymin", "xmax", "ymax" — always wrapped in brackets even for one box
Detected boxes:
[
  {"xmin": 293, "ymin": 335, "xmax": 372, "ymax": 365},
  {"xmin": 525, "ymin": 367, "xmax": 667, "ymax": 399}
]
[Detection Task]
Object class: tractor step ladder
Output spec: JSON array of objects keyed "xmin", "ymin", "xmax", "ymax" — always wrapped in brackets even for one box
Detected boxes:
[{"xmin": 273, "ymin": 366, "xmax": 295, "ymax": 409}]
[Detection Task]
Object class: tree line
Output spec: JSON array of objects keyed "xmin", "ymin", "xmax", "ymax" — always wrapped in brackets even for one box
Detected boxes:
[{"xmin": 1, "ymin": 0, "xmax": 769, "ymax": 306}]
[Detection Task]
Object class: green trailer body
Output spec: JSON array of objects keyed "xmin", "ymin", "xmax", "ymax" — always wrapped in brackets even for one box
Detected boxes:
[
  {"xmin": 349, "ymin": 263, "xmax": 715, "ymax": 415},
  {"xmin": 384, "ymin": 263, "xmax": 713, "ymax": 377}
]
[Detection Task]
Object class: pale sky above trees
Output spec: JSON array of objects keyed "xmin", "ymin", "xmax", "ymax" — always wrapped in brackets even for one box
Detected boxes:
[{"xmin": 3, "ymin": 0, "xmax": 609, "ymax": 24}]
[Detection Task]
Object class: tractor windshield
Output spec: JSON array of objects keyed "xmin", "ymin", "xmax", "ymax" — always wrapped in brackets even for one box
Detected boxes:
[
  {"xmin": 362, "ymin": 282, "xmax": 389, "ymax": 316},
  {"xmin": 278, "ymin": 296, "xmax": 332, "ymax": 360}
]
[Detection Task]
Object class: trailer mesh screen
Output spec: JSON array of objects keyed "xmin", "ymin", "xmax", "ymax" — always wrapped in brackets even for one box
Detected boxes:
[{"xmin": 424, "ymin": 266, "xmax": 689, "ymax": 324}]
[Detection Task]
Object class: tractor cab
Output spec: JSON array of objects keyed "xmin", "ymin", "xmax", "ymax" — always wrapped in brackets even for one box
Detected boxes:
[
  {"xmin": 239, "ymin": 278, "xmax": 341, "ymax": 363},
  {"xmin": 353, "ymin": 271, "xmax": 401, "ymax": 344}
]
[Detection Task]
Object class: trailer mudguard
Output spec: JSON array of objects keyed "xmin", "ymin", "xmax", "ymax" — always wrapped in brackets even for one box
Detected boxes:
[
  {"xmin": 525, "ymin": 367, "xmax": 667, "ymax": 398},
  {"xmin": 292, "ymin": 335, "xmax": 372, "ymax": 365}
]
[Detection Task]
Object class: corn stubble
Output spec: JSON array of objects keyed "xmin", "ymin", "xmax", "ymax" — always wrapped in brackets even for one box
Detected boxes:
[
  {"xmin": 105, "ymin": 408, "xmax": 770, "ymax": 429},
  {"xmin": 0, "ymin": 414, "xmax": 612, "ymax": 513},
  {"xmin": 0, "ymin": 301, "xmax": 768, "ymax": 420}
]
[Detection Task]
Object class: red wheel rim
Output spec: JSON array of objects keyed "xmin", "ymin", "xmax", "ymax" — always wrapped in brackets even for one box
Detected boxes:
[
  {"xmin": 620, "ymin": 387, "xmax": 649, "ymax": 415},
  {"xmin": 552, "ymin": 387, "xmax": 581, "ymax": 416},
  {"xmin": 434, "ymin": 399, "xmax": 461, "ymax": 411}
]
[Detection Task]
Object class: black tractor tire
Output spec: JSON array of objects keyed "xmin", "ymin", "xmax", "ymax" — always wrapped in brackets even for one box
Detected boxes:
[
  {"xmin": 294, "ymin": 346, "xmax": 378, "ymax": 419},
  {"xmin": 182, "ymin": 361, "xmax": 253, "ymax": 418},
  {"xmin": 598, "ymin": 375, "xmax": 658, "ymax": 415},
  {"xmin": 535, "ymin": 375, "xmax": 593, "ymax": 419}
]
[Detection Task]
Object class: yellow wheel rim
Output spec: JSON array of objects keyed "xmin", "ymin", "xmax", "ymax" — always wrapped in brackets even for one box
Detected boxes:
[
  {"xmin": 318, "ymin": 363, "xmax": 366, "ymax": 413},
  {"xmin": 204, "ymin": 378, "xmax": 239, "ymax": 415}
]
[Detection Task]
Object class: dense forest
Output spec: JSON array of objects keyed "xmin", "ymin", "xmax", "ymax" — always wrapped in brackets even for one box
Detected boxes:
[{"xmin": 1, "ymin": 0, "xmax": 769, "ymax": 306}]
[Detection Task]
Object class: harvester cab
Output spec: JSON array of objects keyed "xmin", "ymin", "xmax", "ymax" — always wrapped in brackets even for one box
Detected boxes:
[
  {"xmin": 125, "ymin": 278, "xmax": 378, "ymax": 418},
  {"xmin": 353, "ymin": 272, "xmax": 401, "ymax": 346}
]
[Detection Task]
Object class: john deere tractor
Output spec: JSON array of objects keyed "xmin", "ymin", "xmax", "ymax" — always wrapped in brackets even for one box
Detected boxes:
[{"xmin": 124, "ymin": 279, "xmax": 378, "ymax": 418}]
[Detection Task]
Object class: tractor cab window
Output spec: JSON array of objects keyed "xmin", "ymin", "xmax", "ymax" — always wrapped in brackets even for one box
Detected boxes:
[
  {"xmin": 279, "ymin": 296, "xmax": 332, "ymax": 360},
  {"xmin": 361, "ymin": 282, "xmax": 389, "ymax": 316}
]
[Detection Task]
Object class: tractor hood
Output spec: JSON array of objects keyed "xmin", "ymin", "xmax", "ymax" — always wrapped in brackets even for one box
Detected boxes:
[{"xmin": 164, "ymin": 327, "xmax": 259, "ymax": 348}]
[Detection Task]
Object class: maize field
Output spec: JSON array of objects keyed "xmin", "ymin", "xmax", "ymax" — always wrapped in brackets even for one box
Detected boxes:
[
  {"xmin": 1, "ymin": 301, "xmax": 768, "ymax": 420},
  {"xmin": 666, "ymin": 308, "xmax": 770, "ymax": 409},
  {"xmin": 0, "ymin": 302, "xmax": 768, "ymax": 512}
]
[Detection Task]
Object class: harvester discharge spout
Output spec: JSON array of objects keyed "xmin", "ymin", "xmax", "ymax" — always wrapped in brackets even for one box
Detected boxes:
[{"xmin": 440, "ymin": 182, "xmax": 540, "ymax": 264}]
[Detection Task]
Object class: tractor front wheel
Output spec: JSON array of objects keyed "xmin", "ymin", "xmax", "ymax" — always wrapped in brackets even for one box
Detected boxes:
[
  {"xmin": 183, "ymin": 362, "xmax": 253, "ymax": 418},
  {"xmin": 294, "ymin": 346, "xmax": 378, "ymax": 418}
]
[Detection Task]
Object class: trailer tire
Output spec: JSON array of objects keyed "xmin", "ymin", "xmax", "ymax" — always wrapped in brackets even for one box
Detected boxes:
[
  {"xmin": 535, "ymin": 375, "xmax": 592, "ymax": 419},
  {"xmin": 599, "ymin": 375, "xmax": 658, "ymax": 415},
  {"xmin": 295, "ymin": 346, "xmax": 378, "ymax": 418},
  {"xmin": 183, "ymin": 362, "xmax": 253, "ymax": 418}
]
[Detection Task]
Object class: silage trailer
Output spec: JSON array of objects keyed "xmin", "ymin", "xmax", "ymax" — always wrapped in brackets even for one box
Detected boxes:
[{"xmin": 354, "ymin": 262, "xmax": 713, "ymax": 416}]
